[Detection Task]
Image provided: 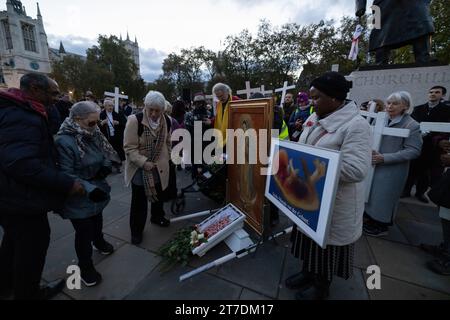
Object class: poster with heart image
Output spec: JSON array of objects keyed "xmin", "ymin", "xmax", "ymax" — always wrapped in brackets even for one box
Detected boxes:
[{"xmin": 265, "ymin": 139, "xmax": 342, "ymax": 248}]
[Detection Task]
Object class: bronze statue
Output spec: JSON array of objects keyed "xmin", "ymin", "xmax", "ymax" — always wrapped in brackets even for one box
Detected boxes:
[{"xmin": 356, "ymin": 0, "xmax": 435, "ymax": 65}]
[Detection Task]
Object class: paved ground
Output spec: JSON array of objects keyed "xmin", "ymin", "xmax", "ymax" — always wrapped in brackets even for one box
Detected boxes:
[{"xmin": 1, "ymin": 169, "xmax": 450, "ymax": 300}]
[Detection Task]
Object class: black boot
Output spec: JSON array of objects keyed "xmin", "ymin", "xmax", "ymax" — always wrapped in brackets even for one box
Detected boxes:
[
  {"xmin": 285, "ymin": 271, "xmax": 314, "ymax": 290},
  {"xmin": 295, "ymin": 276, "xmax": 330, "ymax": 300}
]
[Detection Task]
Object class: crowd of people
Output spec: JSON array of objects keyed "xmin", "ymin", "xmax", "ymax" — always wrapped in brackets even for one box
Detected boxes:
[{"xmin": 0, "ymin": 71, "xmax": 449, "ymax": 300}]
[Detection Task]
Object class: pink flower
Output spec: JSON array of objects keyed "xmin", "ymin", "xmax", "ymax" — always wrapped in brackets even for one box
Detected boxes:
[{"xmin": 306, "ymin": 121, "xmax": 314, "ymax": 127}]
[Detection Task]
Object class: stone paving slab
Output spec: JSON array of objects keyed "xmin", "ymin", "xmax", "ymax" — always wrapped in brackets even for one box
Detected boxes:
[
  {"xmin": 48, "ymin": 214, "xmax": 75, "ymax": 243},
  {"xmin": 364, "ymin": 274, "xmax": 450, "ymax": 300},
  {"xmin": 215, "ymin": 241, "xmax": 286, "ymax": 299},
  {"xmin": 403, "ymin": 202, "xmax": 441, "ymax": 226},
  {"xmin": 64, "ymin": 244, "xmax": 160, "ymax": 300},
  {"xmin": 102, "ymin": 199, "xmax": 131, "ymax": 226},
  {"xmin": 127, "ymin": 265, "xmax": 242, "ymax": 300},
  {"xmin": 102, "ymin": 214, "xmax": 189, "ymax": 254},
  {"xmin": 396, "ymin": 218, "xmax": 443, "ymax": 247},
  {"xmin": 376, "ymin": 223, "xmax": 410, "ymax": 245},
  {"xmin": 354, "ymin": 236, "xmax": 377, "ymax": 270},
  {"xmin": 240, "ymin": 289, "xmax": 273, "ymax": 300},
  {"xmin": 367, "ymin": 237, "xmax": 450, "ymax": 295},
  {"xmin": 43, "ymin": 234, "xmax": 125, "ymax": 282},
  {"xmin": 278, "ymin": 250, "xmax": 369, "ymax": 300}
]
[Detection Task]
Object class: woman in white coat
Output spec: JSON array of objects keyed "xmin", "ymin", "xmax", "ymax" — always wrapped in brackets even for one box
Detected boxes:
[{"xmin": 285, "ymin": 72, "xmax": 372, "ymax": 300}]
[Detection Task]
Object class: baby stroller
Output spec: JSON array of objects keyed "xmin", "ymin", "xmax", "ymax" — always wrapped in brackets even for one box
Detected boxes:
[{"xmin": 171, "ymin": 161, "xmax": 228, "ymax": 215}]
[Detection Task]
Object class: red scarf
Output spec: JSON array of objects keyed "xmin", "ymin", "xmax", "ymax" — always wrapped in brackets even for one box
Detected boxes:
[{"xmin": 0, "ymin": 88, "xmax": 48, "ymax": 118}]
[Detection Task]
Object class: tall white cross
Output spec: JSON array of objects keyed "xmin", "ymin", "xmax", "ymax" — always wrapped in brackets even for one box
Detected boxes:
[
  {"xmin": 275, "ymin": 81, "xmax": 296, "ymax": 108},
  {"xmin": 104, "ymin": 87, "xmax": 128, "ymax": 113},
  {"xmin": 260, "ymin": 85, "xmax": 273, "ymax": 96},
  {"xmin": 360, "ymin": 110, "xmax": 411, "ymax": 202},
  {"xmin": 237, "ymin": 81, "xmax": 261, "ymax": 99}
]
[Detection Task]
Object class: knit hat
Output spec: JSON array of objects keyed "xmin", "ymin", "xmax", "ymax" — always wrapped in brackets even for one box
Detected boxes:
[
  {"xmin": 297, "ymin": 92, "xmax": 309, "ymax": 104},
  {"xmin": 310, "ymin": 72, "xmax": 352, "ymax": 101}
]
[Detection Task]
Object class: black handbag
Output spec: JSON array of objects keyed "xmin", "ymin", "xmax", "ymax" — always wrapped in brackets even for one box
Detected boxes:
[{"xmin": 428, "ymin": 170, "xmax": 450, "ymax": 209}]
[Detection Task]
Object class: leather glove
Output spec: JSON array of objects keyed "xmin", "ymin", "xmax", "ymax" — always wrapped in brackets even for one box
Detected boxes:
[{"xmin": 89, "ymin": 188, "xmax": 109, "ymax": 203}]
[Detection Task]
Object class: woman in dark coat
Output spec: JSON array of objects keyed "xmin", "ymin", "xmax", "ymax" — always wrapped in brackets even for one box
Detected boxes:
[
  {"xmin": 99, "ymin": 98, "xmax": 127, "ymax": 172},
  {"xmin": 56, "ymin": 101, "xmax": 120, "ymax": 287}
]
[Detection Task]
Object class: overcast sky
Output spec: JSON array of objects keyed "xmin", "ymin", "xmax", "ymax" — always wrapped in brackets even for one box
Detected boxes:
[{"xmin": 11, "ymin": 0, "xmax": 356, "ymax": 81}]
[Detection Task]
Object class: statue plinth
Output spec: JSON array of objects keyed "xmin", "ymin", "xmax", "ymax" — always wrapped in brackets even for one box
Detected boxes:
[{"xmin": 347, "ymin": 64, "xmax": 450, "ymax": 106}]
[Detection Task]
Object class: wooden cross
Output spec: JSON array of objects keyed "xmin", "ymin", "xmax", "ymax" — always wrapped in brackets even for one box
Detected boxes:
[
  {"xmin": 104, "ymin": 87, "xmax": 128, "ymax": 113},
  {"xmin": 260, "ymin": 85, "xmax": 273, "ymax": 96},
  {"xmin": 275, "ymin": 81, "xmax": 296, "ymax": 108},
  {"xmin": 360, "ymin": 110, "xmax": 411, "ymax": 202},
  {"xmin": 237, "ymin": 81, "xmax": 261, "ymax": 99}
]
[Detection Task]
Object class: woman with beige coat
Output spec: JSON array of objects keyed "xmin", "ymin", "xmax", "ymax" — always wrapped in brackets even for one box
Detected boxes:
[
  {"xmin": 124, "ymin": 91, "xmax": 176, "ymax": 245},
  {"xmin": 285, "ymin": 72, "xmax": 372, "ymax": 300}
]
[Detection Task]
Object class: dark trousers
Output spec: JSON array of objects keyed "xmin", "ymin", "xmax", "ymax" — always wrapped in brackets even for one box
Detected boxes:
[
  {"xmin": 70, "ymin": 213, "xmax": 104, "ymax": 270},
  {"xmin": 405, "ymin": 158, "xmax": 445, "ymax": 196},
  {"xmin": 130, "ymin": 184, "xmax": 165, "ymax": 237},
  {"xmin": 0, "ymin": 213, "xmax": 50, "ymax": 300}
]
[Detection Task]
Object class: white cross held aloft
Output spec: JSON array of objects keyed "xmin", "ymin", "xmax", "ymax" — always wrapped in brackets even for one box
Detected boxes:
[
  {"xmin": 275, "ymin": 81, "xmax": 296, "ymax": 108},
  {"xmin": 237, "ymin": 81, "xmax": 261, "ymax": 99},
  {"xmin": 104, "ymin": 87, "xmax": 128, "ymax": 113},
  {"xmin": 360, "ymin": 109, "xmax": 411, "ymax": 202}
]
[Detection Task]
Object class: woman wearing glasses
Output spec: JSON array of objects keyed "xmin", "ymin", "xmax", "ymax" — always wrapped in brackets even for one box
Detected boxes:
[{"xmin": 55, "ymin": 101, "xmax": 120, "ymax": 287}]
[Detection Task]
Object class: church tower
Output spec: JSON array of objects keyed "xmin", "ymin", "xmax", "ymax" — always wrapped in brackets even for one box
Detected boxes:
[
  {"xmin": 0, "ymin": 1, "xmax": 51, "ymax": 88},
  {"xmin": 122, "ymin": 31, "xmax": 140, "ymax": 76}
]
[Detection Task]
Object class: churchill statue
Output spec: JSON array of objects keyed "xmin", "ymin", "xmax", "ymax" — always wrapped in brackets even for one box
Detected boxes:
[{"xmin": 356, "ymin": 0, "xmax": 435, "ymax": 65}]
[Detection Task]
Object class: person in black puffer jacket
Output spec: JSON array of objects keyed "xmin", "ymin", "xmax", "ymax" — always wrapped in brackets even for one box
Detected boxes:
[{"xmin": 0, "ymin": 73, "xmax": 85, "ymax": 300}]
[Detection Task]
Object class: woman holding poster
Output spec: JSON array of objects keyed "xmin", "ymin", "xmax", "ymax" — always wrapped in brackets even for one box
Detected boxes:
[{"xmin": 286, "ymin": 72, "xmax": 371, "ymax": 300}]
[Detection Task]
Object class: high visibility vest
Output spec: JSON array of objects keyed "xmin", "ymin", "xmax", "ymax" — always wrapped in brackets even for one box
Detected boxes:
[{"xmin": 279, "ymin": 120, "xmax": 289, "ymax": 140}]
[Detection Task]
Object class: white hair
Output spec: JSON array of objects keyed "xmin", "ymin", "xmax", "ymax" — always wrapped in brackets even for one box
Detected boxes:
[
  {"xmin": 70, "ymin": 101, "xmax": 100, "ymax": 119},
  {"xmin": 103, "ymin": 98, "xmax": 114, "ymax": 106},
  {"xmin": 144, "ymin": 91, "xmax": 166, "ymax": 110},
  {"xmin": 212, "ymin": 83, "xmax": 232, "ymax": 95},
  {"xmin": 387, "ymin": 91, "xmax": 413, "ymax": 114},
  {"xmin": 165, "ymin": 101, "xmax": 173, "ymax": 114}
]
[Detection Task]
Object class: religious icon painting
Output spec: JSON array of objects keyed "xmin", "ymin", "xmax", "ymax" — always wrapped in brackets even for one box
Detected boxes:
[
  {"xmin": 227, "ymin": 98, "xmax": 274, "ymax": 236},
  {"xmin": 265, "ymin": 139, "xmax": 341, "ymax": 248}
]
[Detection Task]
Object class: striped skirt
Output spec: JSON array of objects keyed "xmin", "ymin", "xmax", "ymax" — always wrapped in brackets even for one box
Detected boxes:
[{"xmin": 290, "ymin": 226, "xmax": 354, "ymax": 282}]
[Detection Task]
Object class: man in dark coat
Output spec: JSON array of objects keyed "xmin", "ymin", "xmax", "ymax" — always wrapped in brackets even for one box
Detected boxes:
[
  {"xmin": 99, "ymin": 98, "xmax": 127, "ymax": 172},
  {"xmin": 0, "ymin": 73, "xmax": 85, "ymax": 300},
  {"xmin": 403, "ymin": 86, "xmax": 450, "ymax": 203},
  {"xmin": 356, "ymin": 0, "xmax": 435, "ymax": 64},
  {"xmin": 55, "ymin": 93, "xmax": 73, "ymax": 122}
]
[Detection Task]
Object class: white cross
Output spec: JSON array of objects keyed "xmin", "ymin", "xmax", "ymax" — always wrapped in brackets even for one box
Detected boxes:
[
  {"xmin": 104, "ymin": 87, "xmax": 128, "ymax": 113},
  {"xmin": 237, "ymin": 81, "xmax": 261, "ymax": 99},
  {"xmin": 421, "ymin": 122, "xmax": 450, "ymax": 138},
  {"xmin": 360, "ymin": 110, "xmax": 411, "ymax": 202},
  {"xmin": 260, "ymin": 85, "xmax": 273, "ymax": 96},
  {"xmin": 275, "ymin": 81, "xmax": 296, "ymax": 108}
]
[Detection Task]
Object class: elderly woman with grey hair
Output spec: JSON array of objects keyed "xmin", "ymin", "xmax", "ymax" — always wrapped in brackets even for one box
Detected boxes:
[
  {"xmin": 55, "ymin": 101, "xmax": 120, "ymax": 287},
  {"xmin": 124, "ymin": 91, "xmax": 176, "ymax": 245},
  {"xmin": 364, "ymin": 91, "xmax": 423, "ymax": 237}
]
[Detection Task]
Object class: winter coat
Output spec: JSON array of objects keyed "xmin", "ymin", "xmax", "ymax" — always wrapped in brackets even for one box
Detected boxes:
[
  {"xmin": 298, "ymin": 101, "xmax": 372, "ymax": 246},
  {"xmin": 365, "ymin": 114, "xmax": 422, "ymax": 224},
  {"xmin": 0, "ymin": 89, "xmax": 74, "ymax": 215},
  {"xmin": 55, "ymin": 134, "xmax": 112, "ymax": 220}
]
